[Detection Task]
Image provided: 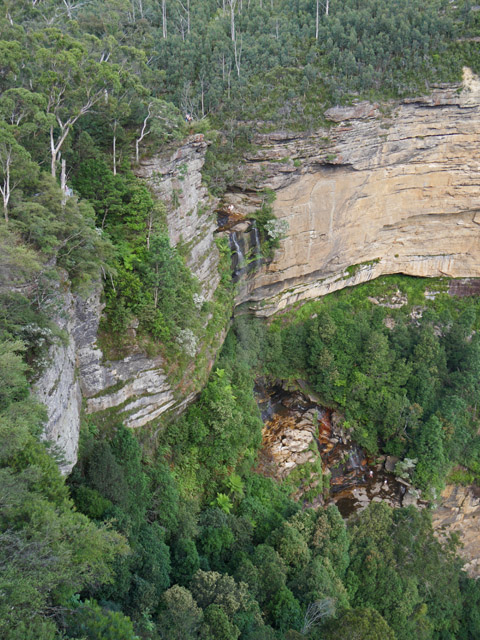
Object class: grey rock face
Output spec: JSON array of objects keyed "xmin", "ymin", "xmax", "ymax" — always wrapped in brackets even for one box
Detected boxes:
[
  {"xmin": 75, "ymin": 136, "xmax": 223, "ymax": 428},
  {"xmin": 37, "ymin": 76, "xmax": 480, "ymax": 473},
  {"xmin": 34, "ymin": 287, "xmax": 81, "ymax": 475},
  {"xmin": 37, "ymin": 136, "xmax": 225, "ymax": 471},
  {"xmin": 73, "ymin": 288, "xmax": 178, "ymax": 428},
  {"xmin": 136, "ymin": 134, "xmax": 221, "ymax": 300}
]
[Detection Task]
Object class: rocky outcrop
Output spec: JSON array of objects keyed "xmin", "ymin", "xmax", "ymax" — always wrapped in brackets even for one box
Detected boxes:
[
  {"xmin": 256, "ymin": 385, "xmax": 409, "ymax": 512},
  {"xmin": 229, "ymin": 69, "xmax": 480, "ymax": 315},
  {"xmin": 136, "ymin": 134, "xmax": 221, "ymax": 297},
  {"xmin": 38, "ymin": 72, "xmax": 480, "ymax": 470},
  {"xmin": 34, "ymin": 287, "xmax": 81, "ymax": 475},
  {"xmin": 433, "ymin": 484, "xmax": 480, "ymax": 577},
  {"xmin": 74, "ymin": 136, "xmax": 222, "ymax": 429},
  {"xmin": 35, "ymin": 282, "xmax": 183, "ymax": 473},
  {"xmin": 72, "ymin": 287, "xmax": 181, "ymax": 429},
  {"xmin": 37, "ymin": 136, "xmax": 224, "ymax": 470}
]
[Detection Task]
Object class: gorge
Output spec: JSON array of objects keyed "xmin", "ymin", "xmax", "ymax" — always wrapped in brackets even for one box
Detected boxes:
[
  {"xmin": 6, "ymin": 2, "xmax": 480, "ymax": 637},
  {"xmin": 31, "ymin": 74, "xmax": 480, "ymax": 581},
  {"xmin": 39, "ymin": 70, "xmax": 480, "ymax": 473}
]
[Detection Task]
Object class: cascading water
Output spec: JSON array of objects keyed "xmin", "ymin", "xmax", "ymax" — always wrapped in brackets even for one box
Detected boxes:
[
  {"xmin": 348, "ymin": 449, "xmax": 363, "ymax": 470},
  {"xmin": 230, "ymin": 232, "xmax": 246, "ymax": 277},
  {"xmin": 251, "ymin": 221, "xmax": 262, "ymax": 266}
]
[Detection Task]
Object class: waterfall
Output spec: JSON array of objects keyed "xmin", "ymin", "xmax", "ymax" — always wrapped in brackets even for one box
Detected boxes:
[
  {"xmin": 348, "ymin": 449, "xmax": 363, "ymax": 470},
  {"xmin": 230, "ymin": 232, "xmax": 245, "ymax": 263},
  {"xmin": 252, "ymin": 221, "xmax": 262, "ymax": 263},
  {"xmin": 230, "ymin": 232, "xmax": 245, "ymax": 276}
]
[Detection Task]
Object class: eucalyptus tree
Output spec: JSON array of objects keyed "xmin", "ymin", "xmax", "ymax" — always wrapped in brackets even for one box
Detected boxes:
[
  {"xmin": 31, "ymin": 29, "xmax": 120, "ymax": 178},
  {"xmin": 0, "ymin": 123, "xmax": 36, "ymax": 223}
]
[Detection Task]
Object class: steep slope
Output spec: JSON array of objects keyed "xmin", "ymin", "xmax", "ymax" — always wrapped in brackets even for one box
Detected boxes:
[{"xmin": 36, "ymin": 136, "xmax": 224, "ymax": 471}]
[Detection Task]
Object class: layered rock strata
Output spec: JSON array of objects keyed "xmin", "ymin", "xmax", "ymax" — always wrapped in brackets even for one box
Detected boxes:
[
  {"xmin": 34, "ymin": 287, "xmax": 81, "ymax": 474},
  {"xmin": 77, "ymin": 136, "xmax": 221, "ymax": 428},
  {"xmin": 73, "ymin": 288, "xmax": 188, "ymax": 429},
  {"xmin": 37, "ymin": 136, "xmax": 222, "ymax": 469},
  {"xmin": 230, "ymin": 69, "xmax": 480, "ymax": 315},
  {"xmin": 136, "ymin": 134, "xmax": 220, "ymax": 296},
  {"xmin": 38, "ymin": 73, "xmax": 480, "ymax": 470}
]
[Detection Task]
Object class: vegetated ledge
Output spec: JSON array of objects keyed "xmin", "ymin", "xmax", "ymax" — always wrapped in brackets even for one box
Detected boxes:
[
  {"xmin": 227, "ymin": 69, "xmax": 480, "ymax": 316},
  {"xmin": 35, "ymin": 136, "xmax": 232, "ymax": 472}
]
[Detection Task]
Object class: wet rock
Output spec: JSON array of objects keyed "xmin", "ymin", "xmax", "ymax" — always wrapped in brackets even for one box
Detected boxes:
[
  {"xmin": 402, "ymin": 490, "xmax": 418, "ymax": 508},
  {"xmin": 256, "ymin": 384, "xmax": 405, "ymax": 513},
  {"xmin": 385, "ymin": 456, "xmax": 400, "ymax": 472}
]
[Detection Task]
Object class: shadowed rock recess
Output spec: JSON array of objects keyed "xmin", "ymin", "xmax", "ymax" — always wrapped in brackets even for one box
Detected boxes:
[{"xmin": 232, "ymin": 69, "xmax": 480, "ymax": 315}]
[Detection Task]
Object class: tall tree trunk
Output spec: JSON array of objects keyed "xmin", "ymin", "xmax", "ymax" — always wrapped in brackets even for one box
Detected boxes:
[
  {"xmin": 230, "ymin": 0, "xmax": 236, "ymax": 41},
  {"xmin": 153, "ymin": 265, "xmax": 159, "ymax": 308},
  {"xmin": 135, "ymin": 104, "xmax": 152, "ymax": 163},
  {"xmin": 1, "ymin": 162, "xmax": 10, "ymax": 224},
  {"xmin": 113, "ymin": 124, "xmax": 117, "ymax": 176},
  {"xmin": 162, "ymin": 0, "xmax": 167, "ymax": 38},
  {"xmin": 50, "ymin": 125, "xmax": 70, "ymax": 178},
  {"xmin": 50, "ymin": 126, "xmax": 57, "ymax": 178},
  {"xmin": 234, "ymin": 35, "xmax": 242, "ymax": 77},
  {"xmin": 61, "ymin": 157, "xmax": 67, "ymax": 207}
]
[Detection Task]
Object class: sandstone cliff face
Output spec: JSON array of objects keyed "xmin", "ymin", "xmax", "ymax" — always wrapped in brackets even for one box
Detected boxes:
[
  {"xmin": 37, "ymin": 136, "xmax": 222, "ymax": 468},
  {"xmin": 34, "ymin": 287, "xmax": 81, "ymax": 475},
  {"xmin": 136, "ymin": 134, "xmax": 221, "ymax": 296},
  {"xmin": 433, "ymin": 484, "xmax": 480, "ymax": 577},
  {"xmin": 38, "ymin": 73, "xmax": 480, "ymax": 471},
  {"xmin": 231, "ymin": 70, "xmax": 480, "ymax": 315},
  {"xmin": 77, "ymin": 136, "xmax": 221, "ymax": 428}
]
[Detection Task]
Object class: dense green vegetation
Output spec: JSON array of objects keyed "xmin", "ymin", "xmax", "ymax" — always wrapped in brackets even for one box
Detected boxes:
[
  {"xmin": 29, "ymin": 294, "xmax": 480, "ymax": 639},
  {"xmin": 250, "ymin": 277, "xmax": 480, "ymax": 497},
  {"xmin": 0, "ymin": 337, "xmax": 129, "ymax": 639},
  {"xmin": 1, "ymin": 0, "xmax": 479, "ymax": 356},
  {"xmin": 3, "ymin": 0, "xmax": 471, "ymax": 129},
  {"xmin": 4, "ymin": 1, "xmax": 480, "ymax": 638},
  {"xmin": 5, "ymin": 260, "xmax": 480, "ymax": 638}
]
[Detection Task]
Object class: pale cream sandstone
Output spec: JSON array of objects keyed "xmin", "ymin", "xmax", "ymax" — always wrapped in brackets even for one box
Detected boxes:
[{"xmin": 234, "ymin": 70, "xmax": 480, "ymax": 315}]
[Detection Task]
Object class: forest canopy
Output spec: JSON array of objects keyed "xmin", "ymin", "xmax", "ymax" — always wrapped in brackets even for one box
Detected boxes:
[{"xmin": 3, "ymin": 1, "xmax": 480, "ymax": 639}]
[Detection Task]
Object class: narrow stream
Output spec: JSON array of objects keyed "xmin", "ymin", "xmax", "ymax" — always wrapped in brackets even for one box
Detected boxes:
[{"xmin": 255, "ymin": 382, "xmax": 411, "ymax": 518}]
